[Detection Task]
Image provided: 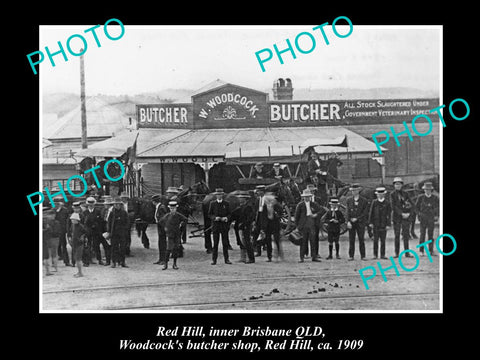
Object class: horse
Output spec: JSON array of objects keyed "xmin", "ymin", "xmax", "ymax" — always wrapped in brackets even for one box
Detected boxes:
[
  {"xmin": 201, "ymin": 189, "xmax": 257, "ymax": 252},
  {"xmin": 131, "ymin": 195, "xmax": 159, "ymax": 249},
  {"xmin": 132, "ymin": 181, "xmax": 211, "ymax": 248}
]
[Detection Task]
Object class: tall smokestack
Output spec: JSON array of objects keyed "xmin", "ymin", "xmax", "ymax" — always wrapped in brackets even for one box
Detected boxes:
[{"xmin": 80, "ymin": 50, "xmax": 87, "ymax": 149}]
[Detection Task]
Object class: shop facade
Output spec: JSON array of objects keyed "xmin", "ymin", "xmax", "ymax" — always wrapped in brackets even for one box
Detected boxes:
[{"xmin": 133, "ymin": 79, "xmax": 440, "ymax": 194}]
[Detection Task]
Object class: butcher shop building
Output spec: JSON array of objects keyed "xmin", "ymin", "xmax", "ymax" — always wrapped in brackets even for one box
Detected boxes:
[{"xmin": 80, "ymin": 78, "xmax": 440, "ymax": 195}]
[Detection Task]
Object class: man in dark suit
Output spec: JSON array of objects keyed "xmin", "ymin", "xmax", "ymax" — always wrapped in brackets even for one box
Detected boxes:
[
  {"xmin": 390, "ymin": 177, "xmax": 415, "ymax": 258},
  {"xmin": 307, "ymin": 152, "xmax": 328, "ymax": 204},
  {"xmin": 307, "ymin": 152, "xmax": 323, "ymax": 177},
  {"xmin": 152, "ymin": 194, "xmax": 168, "ymax": 265},
  {"xmin": 269, "ymin": 163, "xmax": 286, "ymax": 179},
  {"xmin": 208, "ymin": 188, "xmax": 232, "ymax": 265},
  {"xmin": 368, "ymin": 186, "xmax": 391, "ymax": 259},
  {"xmin": 160, "ymin": 201, "xmax": 187, "ymax": 270},
  {"xmin": 252, "ymin": 185, "xmax": 266, "ymax": 256},
  {"xmin": 107, "ymin": 198, "xmax": 130, "ymax": 268},
  {"xmin": 55, "ymin": 201, "xmax": 71, "ymax": 266},
  {"xmin": 235, "ymin": 194, "xmax": 256, "ymax": 264},
  {"xmin": 251, "ymin": 162, "xmax": 267, "ymax": 179},
  {"xmin": 295, "ymin": 189, "xmax": 322, "ymax": 263},
  {"xmin": 415, "ymin": 182, "xmax": 439, "ymax": 256},
  {"xmin": 346, "ymin": 184, "xmax": 369, "ymax": 260},
  {"xmin": 260, "ymin": 194, "xmax": 283, "ymax": 262},
  {"xmin": 306, "ymin": 184, "xmax": 326, "ymax": 259},
  {"xmin": 84, "ymin": 197, "xmax": 110, "ymax": 266}
]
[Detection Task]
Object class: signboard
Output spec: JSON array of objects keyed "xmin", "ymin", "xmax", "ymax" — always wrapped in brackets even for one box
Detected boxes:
[
  {"xmin": 137, "ymin": 104, "xmax": 193, "ymax": 128},
  {"xmin": 270, "ymin": 102, "xmax": 341, "ymax": 123},
  {"xmin": 268, "ymin": 98, "xmax": 440, "ymax": 126},
  {"xmin": 146, "ymin": 156, "xmax": 222, "ymax": 164},
  {"xmin": 135, "ymin": 80, "xmax": 440, "ymax": 129},
  {"xmin": 192, "ymin": 84, "xmax": 269, "ymax": 129}
]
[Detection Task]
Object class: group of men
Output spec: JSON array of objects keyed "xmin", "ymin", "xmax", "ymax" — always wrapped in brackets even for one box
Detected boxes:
[
  {"xmin": 42, "ymin": 196, "xmax": 131, "ymax": 277},
  {"xmin": 42, "ymin": 166, "xmax": 440, "ymax": 276},
  {"xmin": 201, "ymin": 185, "xmax": 285, "ymax": 266},
  {"xmin": 291, "ymin": 176, "xmax": 439, "ymax": 263}
]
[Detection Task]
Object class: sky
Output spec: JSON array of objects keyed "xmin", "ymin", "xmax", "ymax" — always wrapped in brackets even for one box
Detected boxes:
[{"xmin": 38, "ymin": 25, "xmax": 441, "ymax": 96}]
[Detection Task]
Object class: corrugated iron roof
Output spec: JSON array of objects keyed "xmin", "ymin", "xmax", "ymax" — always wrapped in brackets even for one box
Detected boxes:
[
  {"xmin": 136, "ymin": 127, "xmax": 383, "ymax": 160},
  {"xmin": 74, "ymin": 129, "xmax": 190, "ymax": 158},
  {"xmin": 73, "ymin": 125, "xmax": 384, "ymax": 162},
  {"xmin": 45, "ymin": 97, "xmax": 130, "ymax": 140}
]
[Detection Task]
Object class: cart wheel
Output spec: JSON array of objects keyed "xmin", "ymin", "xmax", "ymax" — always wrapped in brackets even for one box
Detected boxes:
[
  {"xmin": 320, "ymin": 203, "xmax": 348, "ymax": 236},
  {"xmin": 280, "ymin": 204, "xmax": 294, "ymax": 233}
]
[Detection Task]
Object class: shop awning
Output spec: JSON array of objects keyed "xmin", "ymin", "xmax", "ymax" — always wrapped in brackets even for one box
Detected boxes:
[{"xmin": 136, "ymin": 127, "xmax": 385, "ymax": 164}]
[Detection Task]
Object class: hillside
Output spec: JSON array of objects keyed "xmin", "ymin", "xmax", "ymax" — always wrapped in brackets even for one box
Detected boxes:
[{"xmin": 42, "ymin": 87, "xmax": 438, "ymax": 118}]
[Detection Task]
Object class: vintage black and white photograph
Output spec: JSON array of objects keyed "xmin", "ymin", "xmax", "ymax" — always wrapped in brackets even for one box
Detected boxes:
[{"xmin": 39, "ymin": 24, "xmax": 442, "ymax": 312}]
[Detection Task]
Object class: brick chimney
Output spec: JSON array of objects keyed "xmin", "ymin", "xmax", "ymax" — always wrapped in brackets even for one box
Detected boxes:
[{"xmin": 272, "ymin": 78, "xmax": 293, "ymax": 100}]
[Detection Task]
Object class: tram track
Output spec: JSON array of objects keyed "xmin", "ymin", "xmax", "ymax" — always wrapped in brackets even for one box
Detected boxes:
[
  {"xmin": 43, "ymin": 271, "xmax": 439, "ymax": 295},
  {"xmin": 101, "ymin": 291, "xmax": 440, "ymax": 310}
]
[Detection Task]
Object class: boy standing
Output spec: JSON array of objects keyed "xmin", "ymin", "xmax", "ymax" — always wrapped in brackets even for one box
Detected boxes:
[
  {"xmin": 368, "ymin": 187, "xmax": 391, "ymax": 259},
  {"xmin": 325, "ymin": 198, "xmax": 345, "ymax": 259},
  {"xmin": 43, "ymin": 207, "xmax": 61, "ymax": 275},
  {"xmin": 67, "ymin": 212, "xmax": 86, "ymax": 277}
]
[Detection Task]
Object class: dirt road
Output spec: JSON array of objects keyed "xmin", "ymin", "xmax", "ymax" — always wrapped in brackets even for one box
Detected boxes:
[{"xmin": 41, "ymin": 223, "xmax": 440, "ymax": 311}]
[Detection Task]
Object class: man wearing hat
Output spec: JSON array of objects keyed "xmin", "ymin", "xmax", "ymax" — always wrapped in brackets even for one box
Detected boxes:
[
  {"xmin": 307, "ymin": 153, "xmax": 329, "ymax": 205},
  {"xmin": 152, "ymin": 194, "xmax": 168, "ymax": 265},
  {"xmin": 260, "ymin": 194, "xmax": 284, "ymax": 262},
  {"xmin": 390, "ymin": 177, "xmax": 415, "ymax": 258},
  {"xmin": 326, "ymin": 152, "xmax": 343, "ymax": 196},
  {"xmin": 159, "ymin": 201, "xmax": 187, "ymax": 270},
  {"xmin": 251, "ymin": 162, "xmax": 266, "ymax": 179},
  {"xmin": 107, "ymin": 198, "xmax": 130, "ymax": 268},
  {"xmin": 307, "ymin": 152, "xmax": 323, "ymax": 177},
  {"xmin": 346, "ymin": 184, "xmax": 369, "ymax": 261},
  {"xmin": 208, "ymin": 188, "xmax": 232, "ymax": 265},
  {"xmin": 269, "ymin": 163, "xmax": 286, "ymax": 179},
  {"xmin": 324, "ymin": 197, "xmax": 345, "ymax": 259},
  {"xmin": 294, "ymin": 189, "xmax": 322, "ymax": 262},
  {"xmin": 415, "ymin": 182, "xmax": 439, "ymax": 256},
  {"xmin": 368, "ymin": 187, "xmax": 392, "ymax": 259},
  {"xmin": 306, "ymin": 184, "xmax": 326, "ymax": 259},
  {"xmin": 307, "ymin": 152, "xmax": 328, "ymax": 182},
  {"xmin": 252, "ymin": 185, "xmax": 267, "ymax": 256},
  {"xmin": 234, "ymin": 193, "xmax": 256, "ymax": 264},
  {"xmin": 84, "ymin": 196, "xmax": 110, "ymax": 266},
  {"xmin": 100, "ymin": 197, "xmax": 114, "ymax": 265}
]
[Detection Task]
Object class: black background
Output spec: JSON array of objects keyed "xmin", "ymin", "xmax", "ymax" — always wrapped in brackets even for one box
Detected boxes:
[{"xmin": 16, "ymin": 2, "xmax": 476, "ymax": 358}]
